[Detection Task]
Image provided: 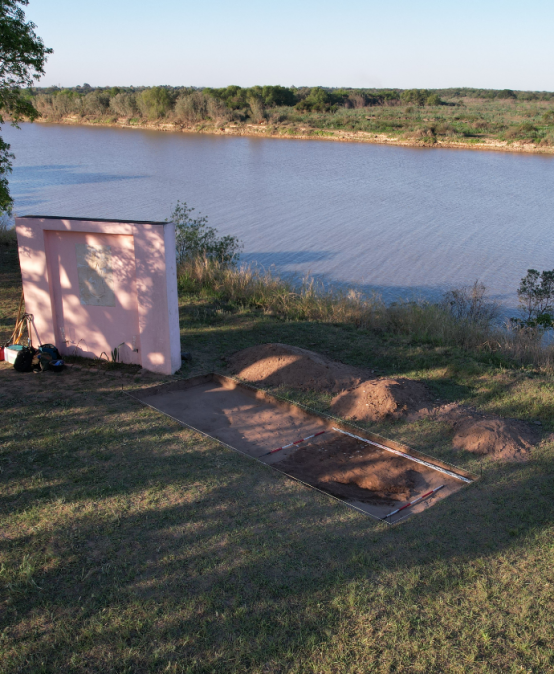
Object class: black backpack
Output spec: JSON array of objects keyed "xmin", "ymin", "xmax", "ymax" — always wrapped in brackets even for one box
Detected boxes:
[
  {"xmin": 38, "ymin": 343, "xmax": 63, "ymax": 371},
  {"xmin": 13, "ymin": 346, "xmax": 35, "ymax": 372}
]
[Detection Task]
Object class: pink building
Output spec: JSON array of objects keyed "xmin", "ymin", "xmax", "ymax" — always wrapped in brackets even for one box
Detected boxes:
[{"xmin": 15, "ymin": 216, "xmax": 181, "ymax": 375}]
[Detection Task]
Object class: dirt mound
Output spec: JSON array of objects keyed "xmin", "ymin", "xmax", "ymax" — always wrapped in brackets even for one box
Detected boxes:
[
  {"xmin": 228, "ymin": 343, "xmax": 368, "ymax": 393},
  {"xmin": 330, "ymin": 378, "xmax": 431, "ymax": 422},
  {"xmin": 451, "ymin": 417, "xmax": 539, "ymax": 461},
  {"xmin": 276, "ymin": 434, "xmax": 425, "ymax": 504}
]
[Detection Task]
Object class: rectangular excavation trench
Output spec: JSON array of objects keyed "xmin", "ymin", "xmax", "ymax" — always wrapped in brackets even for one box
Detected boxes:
[{"xmin": 129, "ymin": 374, "xmax": 474, "ymax": 524}]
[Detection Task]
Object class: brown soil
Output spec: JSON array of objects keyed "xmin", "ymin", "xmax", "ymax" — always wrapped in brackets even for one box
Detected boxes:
[
  {"xmin": 228, "ymin": 343, "xmax": 369, "ymax": 393},
  {"xmin": 136, "ymin": 378, "xmax": 328, "ymax": 456},
  {"xmin": 449, "ymin": 415, "xmax": 540, "ymax": 462},
  {"xmin": 135, "ymin": 374, "xmax": 466, "ymax": 520},
  {"xmin": 276, "ymin": 433, "xmax": 425, "ymax": 505},
  {"xmin": 330, "ymin": 378, "xmax": 431, "ymax": 422},
  {"xmin": 229, "ymin": 343, "xmax": 539, "ymax": 463}
]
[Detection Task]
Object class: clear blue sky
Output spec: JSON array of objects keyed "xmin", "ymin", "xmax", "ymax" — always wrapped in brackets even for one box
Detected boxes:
[{"xmin": 29, "ymin": 0, "xmax": 554, "ymax": 91}]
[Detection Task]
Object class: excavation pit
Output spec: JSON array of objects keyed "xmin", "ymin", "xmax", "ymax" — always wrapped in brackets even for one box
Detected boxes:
[{"xmin": 130, "ymin": 374, "xmax": 473, "ymax": 523}]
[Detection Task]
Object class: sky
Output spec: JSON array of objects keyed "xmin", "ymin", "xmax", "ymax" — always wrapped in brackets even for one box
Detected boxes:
[{"xmin": 28, "ymin": 0, "xmax": 554, "ymax": 91}]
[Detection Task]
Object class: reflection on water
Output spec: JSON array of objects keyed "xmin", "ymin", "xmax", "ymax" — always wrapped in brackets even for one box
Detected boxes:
[{"xmin": 5, "ymin": 122, "xmax": 554, "ymax": 311}]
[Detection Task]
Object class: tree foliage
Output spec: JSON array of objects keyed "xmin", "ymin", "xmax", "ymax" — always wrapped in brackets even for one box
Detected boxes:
[
  {"xmin": 400, "ymin": 89, "xmax": 430, "ymax": 106},
  {"xmin": 203, "ymin": 85, "xmax": 296, "ymax": 111},
  {"xmin": 139, "ymin": 86, "xmax": 172, "ymax": 119},
  {"xmin": 516, "ymin": 269, "xmax": 554, "ymax": 327},
  {"xmin": 426, "ymin": 93, "xmax": 444, "ymax": 106},
  {"xmin": 169, "ymin": 201, "xmax": 242, "ymax": 266},
  {"xmin": 0, "ymin": 0, "xmax": 51, "ymax": 209},
  {"xmin": 109, "ymin": 91, "xmax": 139, "ymax": 117},
  {"xmin": 295, "ymin": 87, "xmax": 342, "ymax": 112}
]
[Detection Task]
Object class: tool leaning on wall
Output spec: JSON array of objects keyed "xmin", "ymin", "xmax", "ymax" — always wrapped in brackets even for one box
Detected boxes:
[{"xmin": 1, "ymin": 291, "xmax": 65, "ymax": 372}]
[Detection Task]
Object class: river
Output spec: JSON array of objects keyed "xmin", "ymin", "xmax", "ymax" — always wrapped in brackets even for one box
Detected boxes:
[{"xmin": 4, "ymin": 122, "xmax": 554, "ymax": 313}]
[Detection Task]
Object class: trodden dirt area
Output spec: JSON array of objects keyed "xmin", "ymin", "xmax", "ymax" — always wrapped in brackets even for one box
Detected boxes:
[
  {"xmin": 229, "ymin": 343, "xmax": 541, "ymax": 462},
  {"xmin": 132, "ymin": 374, "xmax": 470, "ymax": 522}
]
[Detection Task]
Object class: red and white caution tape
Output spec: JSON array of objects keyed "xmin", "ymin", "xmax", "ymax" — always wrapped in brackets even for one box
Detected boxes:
[
  {"xmin": 331, "ymin": 427, "xmax": 472, "ymax": 483},
  {"xmin": 384, "ymin": 484, "xmax": 445, "ymax": 519},
  {"xmin": 261, "ymin": 430, "xmax": 327, "ymax": 457}
]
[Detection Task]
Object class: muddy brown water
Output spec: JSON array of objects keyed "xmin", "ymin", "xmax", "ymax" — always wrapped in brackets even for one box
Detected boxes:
[
  {"xmin": 130, "ymin": 374, "xmax": 471, "ymax": 523},
  {"xmin": 7, "ymin": 122, "xmax": 554, "ymax": 313}
]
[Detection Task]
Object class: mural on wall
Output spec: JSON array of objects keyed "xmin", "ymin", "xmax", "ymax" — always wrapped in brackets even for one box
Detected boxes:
[{"xmin": 76, "ymin": 244, "xmax": 115, "ymax": 307}]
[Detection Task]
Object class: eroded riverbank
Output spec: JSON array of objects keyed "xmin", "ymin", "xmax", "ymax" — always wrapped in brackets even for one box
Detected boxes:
[{"xmin": 34, "ymin": 115, "xmax": 554, "ymax": 155}]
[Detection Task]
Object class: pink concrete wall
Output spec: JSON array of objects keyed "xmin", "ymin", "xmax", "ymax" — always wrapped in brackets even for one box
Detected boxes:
[{"xmin": 16, "ymin": 216, "xmax": 181, "ymax": 375}]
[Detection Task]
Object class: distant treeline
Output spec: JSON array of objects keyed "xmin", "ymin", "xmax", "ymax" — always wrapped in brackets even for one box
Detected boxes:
[{"xmin": 24, "ymin": 84, "xmax": 554, "ymax": 124}]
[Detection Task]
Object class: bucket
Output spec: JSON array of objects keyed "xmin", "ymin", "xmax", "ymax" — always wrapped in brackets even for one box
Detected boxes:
[{"xmin": 5, "ymin": 344, "xmax": 25, "ymax": 365}]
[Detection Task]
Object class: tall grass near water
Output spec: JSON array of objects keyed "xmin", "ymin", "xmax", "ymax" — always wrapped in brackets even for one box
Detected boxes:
[
  {"xmin": 179, "ymin": 257, "xmax": 554, "ymax": 371},
  {"xmin": 0, "ymin": 214, "xmax": 16, "ymax": 246}
]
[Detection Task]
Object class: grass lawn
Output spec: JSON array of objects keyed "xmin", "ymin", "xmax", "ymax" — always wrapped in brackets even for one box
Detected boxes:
[{"xmin": 1, "ymin": 242, "xmax": 554, "ymax": 673}]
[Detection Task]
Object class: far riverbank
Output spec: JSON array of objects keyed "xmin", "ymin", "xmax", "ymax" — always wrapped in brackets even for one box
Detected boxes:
[{"xmin": 33, "ymin": 116, "xmax": 554, "ymax": 155}]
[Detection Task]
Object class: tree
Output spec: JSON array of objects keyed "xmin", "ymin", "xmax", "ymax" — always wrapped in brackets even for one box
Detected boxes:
[
  {"xmin": 169, "ymin": 201, "xmax": 242, "ymax": 266},
  {"xmin": 400, "ymin": 89, "xmax": 429, "ymax": 107},
  {"xmin": 295, "ymin": 87, "xmax": 339, "ymax": 112},
  {"xmin": 0, "ymin": 0, "xmax": 52, "ymax": 210},
  {"xmin": 261, "ymin": 85, "xmax": 296, "ymax": 107},
  {"xmin": 247, "ymin": 93, "xmax": 265, "ymax": 122},
  {"xmin": 174, "ymin": 91, "xmax": 209, "ymax": 123},
  {"xmin": 517, "ymin": 269, "xmax": 554, "ymax": 326},
  {"xmin": 139, "ymin": 87, "xmax": 171, "ymax": 120},
  {"xmin": 497, "ymin": 89, "xmax": 516, "ymax": 100},
  {"xmin": 426, "ymin": 93, "xmax": 444, "ymax": 106}
]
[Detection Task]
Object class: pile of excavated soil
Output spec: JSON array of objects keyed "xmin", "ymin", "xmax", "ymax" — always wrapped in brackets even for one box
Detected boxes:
[
  {"xmin": 228, "ymin": 343, "xmax": 369, "ymax": 393},
  {"xmin": 228, "ymin": 343, "xmax": 539, "ymax": 463},
  {"xmin": 330, "ymin": 378, "xmax": 431, "ymax": 422},
  {"xmin": 276, "ymin": 434, "xmax": 424, "ymax": 504},
  {"xmin": 450, "ymin": 417, "xmax": 540, "ymax": 462}
]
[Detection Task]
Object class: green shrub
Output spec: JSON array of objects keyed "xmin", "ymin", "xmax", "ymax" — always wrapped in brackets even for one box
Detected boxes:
[
  {"xmin": 260, "ymin": 85, "xmax": 296, "ymax": 107},
  {"xmin": 174, "ymin": 91, "xmax": 210, "ymax": 123},
  {"xmin": 506, "ymin": 122, "xmax": 539, "ymax": 140},
  {"xmin": 169, "ymin": 201, "xmax": 241, "ymax": 266},
  {"xmin": 295, "ymin": 88, "xmax": 340, "ymax": 112},
  {"xmin": 426, "ymin": 93, "xmax": 444, "ymax": 106},
  {"xmin": 400, "ymin": 89, "xmax": 429, "ymax": 106},
  {"xmin": 516, "ymin": 269, "xmax": 554, "ymax": 325},
  {"xmin": 109, "ymin": 92, "xmax": 138, "ymax": 117},
  {"xmin": 139, "ymin": 87, "xmax": 172, "ymax": 120},
  {"xmin": 82, "ymin": 91, "xmax": 110, "ymax": 116},
  {"xmin": 247, "ymin": 95, "xmax": 265, "ymax": 122}
]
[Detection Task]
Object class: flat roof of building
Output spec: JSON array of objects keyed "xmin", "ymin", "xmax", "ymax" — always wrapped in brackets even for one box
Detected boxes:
[{"xmin": 21, "ymin": 215, "xmax": 167, "ymax": 225}]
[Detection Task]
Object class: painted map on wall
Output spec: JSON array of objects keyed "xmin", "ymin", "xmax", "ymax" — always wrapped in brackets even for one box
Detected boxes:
[{"xmin": 76, "ymin": 244, "xmax": 115, "ymax": 306}]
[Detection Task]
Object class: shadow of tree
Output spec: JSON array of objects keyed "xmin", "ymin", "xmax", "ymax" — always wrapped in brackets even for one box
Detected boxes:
[
  {"xmin": 2, "ymin": 363, "xmax": 554, "ymax": 671},
  {"xmin": 2, "ymin": 233, "xmax": 554, "ymax": 671}
]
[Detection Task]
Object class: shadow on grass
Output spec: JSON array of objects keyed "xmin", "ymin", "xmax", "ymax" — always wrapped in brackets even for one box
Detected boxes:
[
  {"xmin": 2, "ymin": 369, "xmax": 554, "ymax": 670},
  {"xmin": 1, "ymin": 268, "xmax": 554, "ymax": 670}
]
